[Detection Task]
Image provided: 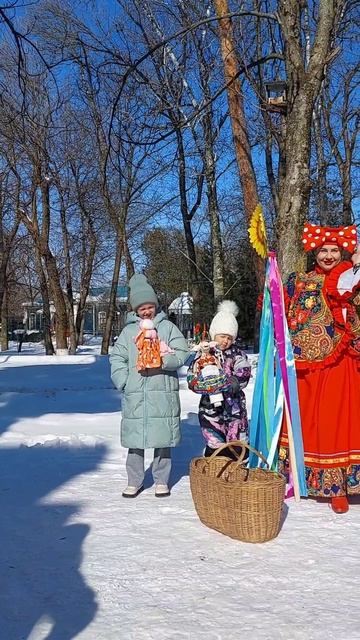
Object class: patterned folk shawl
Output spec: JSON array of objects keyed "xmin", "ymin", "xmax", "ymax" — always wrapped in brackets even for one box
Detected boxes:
[{"xmin": 285, "ymin": 263, "xmax": 360, "ymax": 370}]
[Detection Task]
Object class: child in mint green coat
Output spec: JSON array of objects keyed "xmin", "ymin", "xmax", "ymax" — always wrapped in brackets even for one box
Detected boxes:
[{"xmin": 110, "ymin": 274, "xmax": 189, "ymax": 498}]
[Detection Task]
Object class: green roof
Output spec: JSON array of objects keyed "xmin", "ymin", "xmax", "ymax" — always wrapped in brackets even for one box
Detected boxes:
[{"xmin": 90, "ymin": 285, "xmax": 128, "ymax": 298}]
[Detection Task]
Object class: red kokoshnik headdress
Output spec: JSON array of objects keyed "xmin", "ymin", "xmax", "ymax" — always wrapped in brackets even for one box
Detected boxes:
[{"xmin": 301, "ymin": 222, "xmax": 358, "ymax": 254}]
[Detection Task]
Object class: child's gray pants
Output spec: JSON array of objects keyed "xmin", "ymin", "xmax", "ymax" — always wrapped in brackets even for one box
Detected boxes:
[{"xmin": 126, "ymin": 448, "xmax": 171, "ymax": 487}]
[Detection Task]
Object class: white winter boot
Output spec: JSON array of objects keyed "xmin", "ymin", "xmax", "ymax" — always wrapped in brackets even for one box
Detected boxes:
[
  {"xmin": 155, "ymin": 484, "xmax": 170, "ymax": 497},
  {"xmin": 122, "ymin": 485, "xmax": 144, "ymax": 498}
]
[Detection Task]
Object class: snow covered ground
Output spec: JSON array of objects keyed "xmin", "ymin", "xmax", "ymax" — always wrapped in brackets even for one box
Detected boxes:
[{"xmin": 1, "ymin": 339, "xmax": 360, "ymax": 640}]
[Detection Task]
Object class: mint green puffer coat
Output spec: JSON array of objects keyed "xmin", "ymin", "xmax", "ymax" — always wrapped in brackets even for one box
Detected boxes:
[{"xmin": 110, "ymin": 311, "xmax": 189, "ymax": 449}]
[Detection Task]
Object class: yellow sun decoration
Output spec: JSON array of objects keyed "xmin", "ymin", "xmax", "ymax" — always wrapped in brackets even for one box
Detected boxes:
[{"xmin": 248, "ymin": 204, "xmax": 268, "ymax": 259}]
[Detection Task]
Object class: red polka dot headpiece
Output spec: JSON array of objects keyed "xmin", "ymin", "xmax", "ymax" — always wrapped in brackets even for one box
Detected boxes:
[{"xmin": 301, "ymin": 222, "xmax": 357, "ymax": 254}]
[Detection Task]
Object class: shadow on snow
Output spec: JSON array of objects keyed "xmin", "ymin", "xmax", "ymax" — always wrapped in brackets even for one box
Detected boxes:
[
  {"xmin": 141, "ymin": 411, "xmax": 203, "ymax": 491},
  {"xmin": 0, "ymin": 358, "xmax": 112, "ymax": 639},
  {"xmin": 0, "ymin": 358, "xmax": 115, "ymax": 437},
  {"xmin": 0, "ymin": 445, "xmax": 107, "ymax": 640}
]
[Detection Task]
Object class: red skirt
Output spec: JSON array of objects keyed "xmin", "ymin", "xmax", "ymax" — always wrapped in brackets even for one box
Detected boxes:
[{"xmin": 279, "ymin": 354, "xmax": 360, "ymax": 497}]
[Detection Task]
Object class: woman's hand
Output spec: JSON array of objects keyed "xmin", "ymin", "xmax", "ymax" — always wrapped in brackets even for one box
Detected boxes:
[{"xmin": 352, "ymin": 246, "xmax": 360, "ymax": 273}]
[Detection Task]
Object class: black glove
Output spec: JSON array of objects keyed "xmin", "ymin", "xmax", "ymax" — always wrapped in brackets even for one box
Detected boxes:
[{"xmin": 228, "ymin": 375, "xmax": 240, "ymax": 395}]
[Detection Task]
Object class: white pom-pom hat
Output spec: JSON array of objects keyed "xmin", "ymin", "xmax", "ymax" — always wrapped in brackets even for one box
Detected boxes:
[{"xmin": 209, "ymin": 300, "xmax": 239, "ymax": 340}]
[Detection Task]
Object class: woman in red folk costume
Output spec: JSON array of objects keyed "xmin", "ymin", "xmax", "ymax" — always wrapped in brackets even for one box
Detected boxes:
[{"xmin": 279, "ymin": 222, "xmax": 360, "ymax": 514}]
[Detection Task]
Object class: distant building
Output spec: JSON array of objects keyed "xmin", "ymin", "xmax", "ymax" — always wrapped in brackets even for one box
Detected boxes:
[
  {"xmin": 168, "ymin": 291, "xmax": 193, "ymax": 337},
  {"xmin": 21, "ymin": 285, "xmax": 128, "ymax": 336},
  {"xmin": 19, "ymin": 285, "xmax": 193, "ymax": 339}
]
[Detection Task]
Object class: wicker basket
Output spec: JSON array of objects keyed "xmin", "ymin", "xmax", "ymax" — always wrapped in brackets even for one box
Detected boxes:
[{"xmin": 189, "ymin": 441, "xmax": 286, "ymax": 543}]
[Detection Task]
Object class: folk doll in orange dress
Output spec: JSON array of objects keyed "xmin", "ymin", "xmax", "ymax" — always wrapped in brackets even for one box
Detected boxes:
[
  {"xmin": 279, "ymin": 223, "xmax": 360, "ymax": 513},
  {"xmin": 135, "ymin": 319, "xmax": 162, "ymax": 370},
  {"xmin": 135, "ymin": 318, "xmax": 174, "ymax": 371}
]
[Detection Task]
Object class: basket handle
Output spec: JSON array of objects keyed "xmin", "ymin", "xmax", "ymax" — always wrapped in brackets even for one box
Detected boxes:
[{"xmin": 206, "ymin": 440, "xmax": 269, "ymax": 469}]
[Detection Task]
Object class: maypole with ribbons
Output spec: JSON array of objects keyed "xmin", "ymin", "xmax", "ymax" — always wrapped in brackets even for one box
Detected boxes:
[{"xmin": 248, "ymin": 205, "xmax": 307, "ymax": 500}]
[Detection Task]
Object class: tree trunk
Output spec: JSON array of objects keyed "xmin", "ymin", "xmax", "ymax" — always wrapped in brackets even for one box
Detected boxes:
[
  {"xmin": 59, "ymin": 193, "xmax": 77, "ymax": 354},
  {"xmin": 176, "ymin": 128, "xmax": 202, "ymax": 322},
  {"xmin": 0, "ymin": 264, "xmax": 6, "ymax": 337},
  {"xmin": 313, "ymin": 100, "xmax": 329, "ymax": 224},
  {"xmin": 1, "ymin": 287, "xmax": 8, "ymax": 352},
  {"xmin": 184, "ymin": 219, "xmax": 201, "ymax": 324},
  {"xmin": 276, "ymin": 0, "xmax": 342, "ymax": 277},
  {"xmin": 44, "ymin": 251, "xmax": 68, "ymax": 353},
  {"xmin": 341, "ymin": 163, "xmax": 352, "ymax": 225},
  {"xmin": 265, "ymin": 130, "xmax": 280, "ymax": 216},
  {"xmin": 276, "ymin": 94, "xmax": 314, "ymax": 275},
  {"xmin": 40, "ymin": 184, "xmax": 68, "ymax": 353},
  {"xmin": 214, "ymin": 0, "xmax": 264, "ymax": 291},
  {"xmin": 101, "ymin": 233, "xmax": 123, "ymax": 355},
  {"xmin": 35, "ymin": 249, "xmax": 54, "ymax": 355},
  {"xmin": 322, "ymin": 84, "xmax": 353, "ymax": 226},
  {"xmin": 123, "ymin": 231, "xmax": 135, "ymax": 280},
  {"xmin": 204, "ymin": 135, "xmax": 224, "ymax": 302},
  {"xmin": 67, "ymin": 314, "xmax": 77, "ymax": 355},
  {"xmin": 78, "ymin": 314, "xmax": 85, "ymax": 346},
  {"xmin": 0, "ymin": 181, "xmax": 20, "ymax": 333},
  {"xmin": 75, "ymin": 229, "xmax": 97, "ymax": 345}
]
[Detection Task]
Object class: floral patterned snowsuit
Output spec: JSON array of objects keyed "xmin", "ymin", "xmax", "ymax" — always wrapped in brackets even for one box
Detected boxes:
[{"xmin": 187, "ymin": 340, "xmax": 251, "ymax": 450}]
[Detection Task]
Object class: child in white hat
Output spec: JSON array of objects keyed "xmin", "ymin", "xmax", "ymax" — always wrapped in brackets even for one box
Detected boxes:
[{"xmin": 187, "ymin": 300, "xmax": 251, "ymax": 457}]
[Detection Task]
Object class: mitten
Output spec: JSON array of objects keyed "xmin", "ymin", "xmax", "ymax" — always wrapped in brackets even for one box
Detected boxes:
[
  {"xmin": 159, "ymin": 340, "xmax": 175, "ymax": 356},
  {"xmin": 228, "ymin": 375, "xmax": 240, "ymax": 395}
]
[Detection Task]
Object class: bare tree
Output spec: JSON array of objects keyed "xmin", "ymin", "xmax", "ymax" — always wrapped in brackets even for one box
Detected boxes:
[
  {"xmin": 214, "ymin": 0, "xmax": 265, "ymax": 290},
  {"xmin": 1, "ymin": 0, "xmax": 354, "ymax": 355},
  {"xmin": 275, "ymin": 0, "xmax": 346, "ymax": 274},
  {"xmin": 228, "ymin": 0, "xmax": 348, "ymax": 274},
  {"xmin": 322, "ymin": 63, "xmax": 359, "ymax": 225},
  {"xmin": 0, "ymin": 167, "xmax": 20, "ymax": 350}
]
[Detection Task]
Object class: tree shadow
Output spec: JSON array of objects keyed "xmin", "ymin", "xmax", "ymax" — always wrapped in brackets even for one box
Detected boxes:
[
  {"xmin": 0, "ymin": 356, "xmax": 113, "ymax": 638},
  {"xmin": 0, "ymin": 444, "xmax": 107, "ymax": 640},
  {"xmin": 0, "ymin": 359, "xmax": 115, "ymax": 437}
]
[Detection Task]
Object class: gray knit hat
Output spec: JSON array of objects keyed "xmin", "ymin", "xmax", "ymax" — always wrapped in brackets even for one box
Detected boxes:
[{"xmin": 128, "ymin": 274, "xmax": 158, "ymax": 311}]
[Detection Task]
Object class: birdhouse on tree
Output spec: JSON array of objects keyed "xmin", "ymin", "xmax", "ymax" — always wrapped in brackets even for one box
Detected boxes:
[{"xmin": 264, "ymin": 81, "xmax": 287, "ymax": 113}]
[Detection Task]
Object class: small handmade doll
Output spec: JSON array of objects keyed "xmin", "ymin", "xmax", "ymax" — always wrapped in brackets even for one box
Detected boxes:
[
  {"xmin": 134, "ymin": 319, "xmax": 174, "ymax": 371},
  {"xmin": 134, "ymin": 319, "xmax": 162, "ymax": 371},
  {"xmin": 191, "ymin": 341, "xmax": 228, "ymax": 406}
]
